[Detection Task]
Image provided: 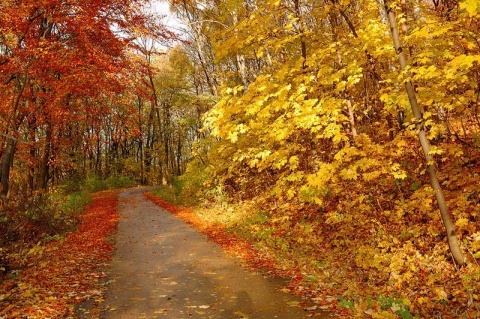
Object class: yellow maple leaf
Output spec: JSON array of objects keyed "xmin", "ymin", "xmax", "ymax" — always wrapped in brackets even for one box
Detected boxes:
[{"xmin": 455, "ymin": 218, "xmax": 469, "ymax": 228}]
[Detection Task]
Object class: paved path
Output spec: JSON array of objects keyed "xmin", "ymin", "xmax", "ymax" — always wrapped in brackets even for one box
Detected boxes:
[{"xmin": 101, "ymin": 188, "xmax": 330, "ymax": 319}]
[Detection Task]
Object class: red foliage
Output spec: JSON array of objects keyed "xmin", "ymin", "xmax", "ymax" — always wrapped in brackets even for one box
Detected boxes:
[{"xmin": 0, "ymin": 191, "xmax": 119, "ymax": 318}]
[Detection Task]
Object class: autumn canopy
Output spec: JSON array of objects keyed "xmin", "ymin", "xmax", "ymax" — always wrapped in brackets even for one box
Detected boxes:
[{"xmin": 1, "ymin": 0, "xmax": 480, "ymax": 318}]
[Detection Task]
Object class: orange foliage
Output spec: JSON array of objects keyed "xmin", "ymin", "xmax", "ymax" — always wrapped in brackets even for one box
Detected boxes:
[
  {"xmin": 0, "ymin": 191, "xmax": 119, "ymax": 318},
  {"xmin": 143, "ymin": 192, "xmax": 343, "ymax": 314}
]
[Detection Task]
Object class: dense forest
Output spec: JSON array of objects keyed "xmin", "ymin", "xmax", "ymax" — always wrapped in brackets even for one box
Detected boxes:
[{"xmin": 1, "ymin": 0, "xmax": 479, "ymax": 318}]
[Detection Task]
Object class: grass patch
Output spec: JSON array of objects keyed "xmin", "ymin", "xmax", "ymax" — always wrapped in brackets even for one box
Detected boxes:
[{"xmin": 152, "ymin": 182, "xmax": 183, "ymax": 205}]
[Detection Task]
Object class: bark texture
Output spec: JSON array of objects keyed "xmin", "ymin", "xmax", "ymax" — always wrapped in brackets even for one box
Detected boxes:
[{"xmin": 383, "ymin": 0, "xmax": 465, "ymax": 266}]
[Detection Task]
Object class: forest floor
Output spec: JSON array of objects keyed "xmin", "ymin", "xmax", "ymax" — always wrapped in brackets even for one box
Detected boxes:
[{"xmin": 0, "ymin": 190, "xmax": 119, "ymax": 318}]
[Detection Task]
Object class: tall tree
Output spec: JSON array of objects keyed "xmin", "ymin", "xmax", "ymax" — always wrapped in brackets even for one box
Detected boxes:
[
  {"xmin": 0, "ymin": 0, "xmax": 168, "ymax": 197},
  {"xmin": 382, "ymin": 0, "xmax": 465, "ymax": 266}
]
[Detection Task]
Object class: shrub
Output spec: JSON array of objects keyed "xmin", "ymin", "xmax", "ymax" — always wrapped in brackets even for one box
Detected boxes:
[{"xmin": 105, "ymin": 175, "xmax": 134, "ymax": 189}]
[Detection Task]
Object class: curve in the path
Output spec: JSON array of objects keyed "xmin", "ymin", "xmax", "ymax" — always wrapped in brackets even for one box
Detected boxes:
[{"xmin": 101, "ymin": 188, "xmax": 331, "ymax": 319}]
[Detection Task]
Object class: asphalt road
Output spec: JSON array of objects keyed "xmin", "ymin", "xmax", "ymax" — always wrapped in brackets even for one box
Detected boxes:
[{"xmin": 100, "ymin": 188, "xmax": 330, "ymax": 319}]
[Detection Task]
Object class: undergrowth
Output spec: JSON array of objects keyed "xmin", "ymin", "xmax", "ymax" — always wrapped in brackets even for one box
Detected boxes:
[
  {"xmin": 0, "ymin": 174, "xmax": 133, "ymax": 276},
  {"xmin": 150, "ymin": 165, "xmax": 480, "ymax": 319},
  {"xmin": 0, "ymin": 191, "xmax": 119, "ymax": 318}
]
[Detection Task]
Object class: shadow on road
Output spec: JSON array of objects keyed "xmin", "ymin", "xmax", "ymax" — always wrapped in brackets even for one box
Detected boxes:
[{"xmin": 100, "ymin": 188, "xmax": 332, "ymax": 319}]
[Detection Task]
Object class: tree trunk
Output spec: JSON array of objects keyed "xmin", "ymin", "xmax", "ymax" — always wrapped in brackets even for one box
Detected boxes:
[
  {"xmin": 0, "ymin": 136, "xmax": 16, "ymax": 198},
  {"xmin": 176, "ymin": 130, "xmax": 182, "ymax": 176},
  {"xmin": 194, "ymin": 26, "xmax": 218, "ymax": 96},
  {"xmin": 293, "ymin": 0, "xmax": 307, "ymax": 70},
  {"xmin": 39, "ymin": 124, "xmax": 52, "ymax": 191},
  {"xmin": 28, "ymin": 115, "xmax": 37, "ymax": 195},
  {"xmin": 236, "ymin": 54, "xmax": 248, "ymax": 91},
  {"xmin": 329, "ymin": 10, "xmax": 358, "ymax": 138},
  {"xmin": 383, "ymin": 0, "xmax": 465, "ymax": 266}
]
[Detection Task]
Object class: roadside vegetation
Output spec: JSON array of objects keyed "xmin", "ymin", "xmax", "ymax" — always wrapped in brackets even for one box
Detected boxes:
[
  {"xmin": 0, "ymin": 190, "xmax": 119, "ymax": 319},
  {"xmin": 0, "ymin": 175, "xmax": 132, "ymax": 277},
  {"xmin": 146, "ymin": 1, "xmax": 480, "ymax": 318},
  {"xmin": 149, "ymin": 159, "xmax": 479, "ymax": 319}
]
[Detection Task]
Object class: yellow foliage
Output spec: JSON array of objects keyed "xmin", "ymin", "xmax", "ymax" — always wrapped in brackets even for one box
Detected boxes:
[
  {"xmin": 372, "ymin": 310, "xmax": 398, "ymax": 319},
  {"xmin": 188, "ymin": 0, "xmax": 480, "ymax": 317}
]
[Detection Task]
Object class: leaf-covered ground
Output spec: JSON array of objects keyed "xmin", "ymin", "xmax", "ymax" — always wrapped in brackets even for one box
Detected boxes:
[
  {"xmin": 0, "ymin": 191, "xmax": 118, "ymax": 319},
  {"xmin": 144, "ymin": 192, "xmax": 281, "ymax": 274},
  {"xmin": 145, "ymin": 191, "xmax": 480, "ymax": 319},
  {"xmin": 144, "ymin": 192, "xmax": 346, "ymax": 317}
]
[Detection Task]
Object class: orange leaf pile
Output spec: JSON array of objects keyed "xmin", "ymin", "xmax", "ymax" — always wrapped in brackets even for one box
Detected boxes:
[
  {"xmin": 0, "ymin": 191, "xmax": 119, "ymax": 319},
  {"xmin": 144, "ymin": 192, "xmax": 282, "ymax": 272},
  {"xmin": 143, "ymin": 192, "xmax": 342, "ymax": 314}
]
